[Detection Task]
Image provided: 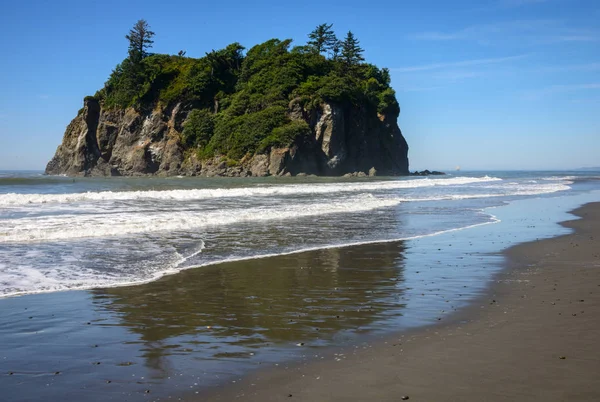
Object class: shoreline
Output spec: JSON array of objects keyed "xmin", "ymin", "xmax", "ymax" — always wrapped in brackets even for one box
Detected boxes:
[
  {"xmin": 2, "ymin": 182, "xmax": 599, "ymax": 402},
  {"xmin": 195, "ymin": 201, "xmax": 600, "ymax": 401},
  {"xmin": 0, "ymin": 217, "xmax": 499, "ymax": 300}
]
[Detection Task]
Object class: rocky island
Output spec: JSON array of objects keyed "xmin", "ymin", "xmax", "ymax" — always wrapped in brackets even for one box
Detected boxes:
[{"xmin": 46, "ymin": 21, "xmax": 409, "ymax": 177}]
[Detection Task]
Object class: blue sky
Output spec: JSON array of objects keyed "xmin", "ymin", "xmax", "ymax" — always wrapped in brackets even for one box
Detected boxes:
[{"xmin": 0, "ymin": 0, "xmax": 598, "ymax": 171}]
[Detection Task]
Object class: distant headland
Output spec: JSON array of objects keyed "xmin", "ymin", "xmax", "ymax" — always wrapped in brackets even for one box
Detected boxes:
[{"xmin": 46, "ymin": 20, "xmax": 409, "ymax": 177}]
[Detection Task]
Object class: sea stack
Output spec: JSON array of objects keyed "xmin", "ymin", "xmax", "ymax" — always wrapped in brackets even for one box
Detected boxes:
[{"xmin": 46, "ymin": 35, "xmax": 409, "ymax": 177}]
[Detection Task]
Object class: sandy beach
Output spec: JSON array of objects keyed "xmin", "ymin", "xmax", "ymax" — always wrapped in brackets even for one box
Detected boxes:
[{"xmin": 198, "ymin": 201, "xmax": 600, "ymax": 401}]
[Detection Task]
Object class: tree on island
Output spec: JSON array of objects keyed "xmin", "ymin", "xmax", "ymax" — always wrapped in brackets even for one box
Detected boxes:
[
  {"xmin": 341, "ymin": 31, "xmax": 364, "ymax": 65},
  {"xmin": 307, "ymin": 23, "xmax": 338, "ymax": 56},
  {"xmin": 331, "ymin": 39, "xmax": 342, "ymax": 60},
  {"xmin": 126, "ymin": 19, "xmax": 155, "ymax": 61}
]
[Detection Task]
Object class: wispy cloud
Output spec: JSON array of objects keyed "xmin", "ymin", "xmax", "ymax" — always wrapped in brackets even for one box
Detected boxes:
[
  {"xmin": 569, "ymin": 97, "xmax": 600, "ymax": 105},
  {"xmin": 549, "ymin": 35, "xmax": 599, "ymax": 42},
  {"xmin": 399, "ymin": 85, "xmax": 447, "ymax": 92},
  {"xmin": 391, "ymin": 55, "xmax": 528, "ymax": 73},
  {"xmin": 37, "ymin": 94, "xmax": 50, "ymax": 100},
  {"xmin": 410, "ymin": 19, "xmax": 600, "ymax": 45},
  {"xmin": 542, "ymin": 83, "xmax": 600, "ymax": 92},
  {"xmin": 500, "ymin": 0, "xmax": 550, "ymax": 7},
  {"xmin": 412, "ymin": 32, "xmax": 465, "ymax": 41},
  {"xmin": 522, "ymin": 83, "xmax": 600, "ymax": 99},
  {"xmin": 532, "ymin": 62, "xmax": 600, "ymax": 73}
]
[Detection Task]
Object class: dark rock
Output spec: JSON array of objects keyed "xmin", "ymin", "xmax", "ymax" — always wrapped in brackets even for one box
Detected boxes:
[
  {"xmin": 411, "ymin": 170, "xmax": 445, "ymax": 176},
  {"xmin": 46, "ymin": 100, "xmax": 409, "ymax": 177}
]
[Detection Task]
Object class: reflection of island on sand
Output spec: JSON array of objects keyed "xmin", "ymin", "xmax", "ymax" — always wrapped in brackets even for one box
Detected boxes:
[{"xmin": 92, "ymin": 241, "xmax": 409, "ymax": 371}]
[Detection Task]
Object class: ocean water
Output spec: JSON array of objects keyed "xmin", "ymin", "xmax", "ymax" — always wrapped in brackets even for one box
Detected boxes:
[
  {"xmin": 0, "ymin": 170, "xmax": 591, "ymax": 298},
  {"xmin": 1, "ymin": 170, "xmax": 599, "ymax": 401}
]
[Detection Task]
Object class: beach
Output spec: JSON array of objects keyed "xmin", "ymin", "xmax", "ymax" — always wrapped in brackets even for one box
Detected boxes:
[
  {"xmin": 1, "ymin": 172, "xmax": 599, "ymax": 401},
  {"xmin": 198, "ymin": 202, "xmax": 600, "ymax": 401}
]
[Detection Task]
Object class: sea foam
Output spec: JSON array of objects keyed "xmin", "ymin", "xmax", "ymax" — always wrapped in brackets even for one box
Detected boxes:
[{"xmin": 0, "ymin": 176, "xmax": 502, "ymax": 206}]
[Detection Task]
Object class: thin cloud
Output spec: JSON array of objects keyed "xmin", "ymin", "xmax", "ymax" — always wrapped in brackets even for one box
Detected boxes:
[
  {"xmin": 500, "ymin": 0, "xmax": 550, "ymax": 7},
  {"xmin": 522, "ymin": 83, "xmax": 600, "ymax": 99},
  {"xmin": 551, "ymin": 35, "xmax": 599, "ymax": 42},
  {"xmin": 412, "ymin": 32, "xmax": 465, "ymax": 41},
  {"xmin": 410, "ymin": 19, "xmax": 599, "ymax": 45},
  {"xmin": 38, "ymin": 94, "xmax": 50, "ymax": 100},
  {"xmin": 545, "ymin": 83, "xmax": 600, "ymax": 92},
  {"xmin": 569, "ymin": 98, "xmax": 600, "ymax": 104},
  {"xmin": 391, "ymin": 55, "xmax": 528, "ymax": 73},
  {"xmin": 533, "ymin": 62, "xmax": 600, "ymax": 73},
  {"xmin": 400, "ymin": 86, "xmax": 444, "ymax": 92}
]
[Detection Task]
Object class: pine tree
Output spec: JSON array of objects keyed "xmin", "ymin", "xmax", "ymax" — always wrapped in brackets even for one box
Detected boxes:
[
  {"xmin": 331, "ymin": 39, "xmax": 341, "ymax": 60},
  {"xmin": 341, "ymin": 31, "xmax": 364, "ymax": 65},
  {"xmin": 307, "ymin": 23, "xmax": 338, "ymax": 55},
  {"xmin": 125, "ymin": 19, "xmax": 155, "ymax": 62}
]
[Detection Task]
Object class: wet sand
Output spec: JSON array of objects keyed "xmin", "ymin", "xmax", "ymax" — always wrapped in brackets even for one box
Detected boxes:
[{"xmin": 198, "ymin": 202, "xmax": 600, "ymax": 401}]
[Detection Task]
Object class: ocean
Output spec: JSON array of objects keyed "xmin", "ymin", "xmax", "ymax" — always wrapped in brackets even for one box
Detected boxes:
[{"xmin": 1, "ymin": 170, "xmax": 599, "ymax": 401}]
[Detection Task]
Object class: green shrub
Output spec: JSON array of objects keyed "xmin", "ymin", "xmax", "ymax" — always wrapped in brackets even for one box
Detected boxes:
[
  {"xmin": 182, "ymin": 109, "xmax": 214, "ymax": 148},
  {"xmin": 257, "ymin": 120, "xmax": 311, "ymax": 153},
  {"xmin": 377, "ymin": 87, "xmax": 400, "ymax": 117},
  {"xmin": 209, "ymin": 105, "xmax": 288, "ymax": 160},
  {"xmin": 97, "ymin": 34, "xmax": 401, "ymax": 156}
]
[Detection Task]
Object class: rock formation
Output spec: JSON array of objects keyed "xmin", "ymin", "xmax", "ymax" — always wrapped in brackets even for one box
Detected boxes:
[{"xmin": 46, "ymin": 98, "xmax": 409, "ymax": 177}]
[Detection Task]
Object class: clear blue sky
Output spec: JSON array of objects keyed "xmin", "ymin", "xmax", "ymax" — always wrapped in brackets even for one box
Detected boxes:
[{"xmin": 0, "ymin": 0, "xmax": 598, "ymax": 171}]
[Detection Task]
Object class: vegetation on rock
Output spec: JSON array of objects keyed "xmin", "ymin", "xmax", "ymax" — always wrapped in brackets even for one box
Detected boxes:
[{"xmin": 92, "ymin": 20, "xmax": 401, "ymax": 162}]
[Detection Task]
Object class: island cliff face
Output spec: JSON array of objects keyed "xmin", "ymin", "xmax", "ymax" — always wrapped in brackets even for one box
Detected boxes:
[{"xmin": 46, "ymin": 98, "xmax": 408, "ymax": 177}]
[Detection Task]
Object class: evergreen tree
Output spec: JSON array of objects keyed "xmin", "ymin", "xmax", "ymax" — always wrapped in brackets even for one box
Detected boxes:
[
  {"xmin": 341, "ymin": 31, "xmax": 364, "ymax": 65},
  {"xmin": 331, "ymin": 39, "xmax": 341, "ymax": 60},
  {"xmin": 126, "ymin": 19, "xmax": 155, "ymax": 62},
  {"xmin": 307, "ymin": 23, "xmax": 338, "ymax": 55}
]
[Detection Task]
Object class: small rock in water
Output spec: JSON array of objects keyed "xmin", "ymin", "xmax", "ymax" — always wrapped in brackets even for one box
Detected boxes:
[
  {"xmin": 402, "ymin": 396, "xmax": 410, "ymax": 400},
  {"xmin": 559, "ymin": 356, "xmax": 566, "ymax": 360}
]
